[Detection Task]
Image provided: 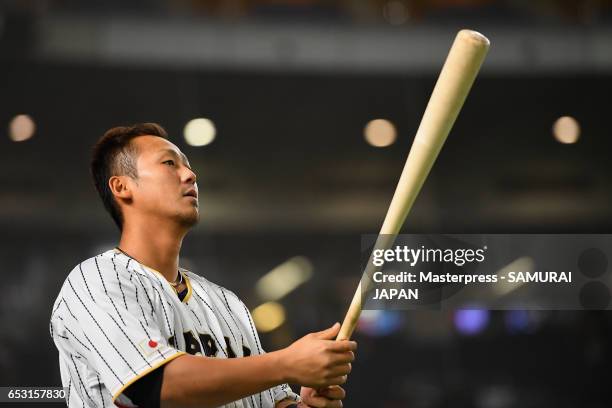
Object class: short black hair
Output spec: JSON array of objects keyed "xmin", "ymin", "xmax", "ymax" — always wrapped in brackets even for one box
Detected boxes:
[{"xmin": 90, "ymin": 123, "xmax": 168, "ymax": 231}]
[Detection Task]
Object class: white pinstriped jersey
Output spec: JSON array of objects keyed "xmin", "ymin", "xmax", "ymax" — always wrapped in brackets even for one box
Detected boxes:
[{"xmin": 49, "ymin": 249, "xmax": 299, "ymax": 408}]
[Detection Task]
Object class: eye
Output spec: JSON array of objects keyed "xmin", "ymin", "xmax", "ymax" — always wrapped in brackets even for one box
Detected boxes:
[{"xmin": 163, "ymin": 160, "xmax": 175, "ymax": 166}]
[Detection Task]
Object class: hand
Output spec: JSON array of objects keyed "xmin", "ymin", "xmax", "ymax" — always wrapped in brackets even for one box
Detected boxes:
[
  {"xmin": 299, "ymin": 385, "xmax": 346, "ymax": 408},
  {"xmin": 278, "ymin": 322, "xmax": 356, "ymax": 388}
]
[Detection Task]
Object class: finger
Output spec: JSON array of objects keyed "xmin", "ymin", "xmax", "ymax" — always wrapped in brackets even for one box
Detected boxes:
[
  {"xmin": 327, "ymin": 363, "xmax": 351, "ymax": 377},
  {"xmin": 327, "ymin": 351, "xmax": 354, "ymax": 364},
  {"xmin": 327, "ymin": 340, "xmax": 357, "ymax": 352},
  {"xmin": 302, "ymin": 394, "xmax": 328, "ymax": 408},
  {"xmin": 318, "ymin": 385, "xmax": 345, "ymax": 400},
  {"xmin": 312, "ymin": 323, "xmax": 340, "ymax": 340},
  {"xmin": 303, "ymin": 395, "xmax": 342, "ymax": 408},
  {"xmin": 324, "ymin": 375, "xmax": 348, "ymax": 386}
]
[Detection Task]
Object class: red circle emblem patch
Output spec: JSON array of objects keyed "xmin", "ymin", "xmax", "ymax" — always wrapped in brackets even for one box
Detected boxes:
[{"xmin": 148, "ymin": 340, "xmax": 158, "ymax": 348}]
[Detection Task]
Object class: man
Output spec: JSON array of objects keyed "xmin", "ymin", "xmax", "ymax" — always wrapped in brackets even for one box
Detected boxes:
[{"xmin": 49, "ymin": 123, "xmax": 356, "ymax": 408}]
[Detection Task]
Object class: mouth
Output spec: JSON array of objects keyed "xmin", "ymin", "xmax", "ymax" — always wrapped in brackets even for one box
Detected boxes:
[{"xmin": 183, "ymin": 189, "xmax": 198, "ymax": 199}]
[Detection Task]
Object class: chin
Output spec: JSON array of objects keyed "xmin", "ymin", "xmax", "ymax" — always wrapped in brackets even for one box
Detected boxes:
[{"xmin": 178, "ymin": 210, "xmax": 200, "ymax": 228}]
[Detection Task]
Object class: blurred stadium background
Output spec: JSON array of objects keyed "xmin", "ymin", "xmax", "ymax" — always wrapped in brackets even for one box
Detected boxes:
[{"xmin": 1, "ymin": 0, "xmax": 612, "ymax": 407}]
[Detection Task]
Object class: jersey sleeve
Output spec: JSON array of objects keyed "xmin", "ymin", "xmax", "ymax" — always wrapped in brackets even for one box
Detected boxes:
[{"xmin": 55, "ymin": 254, "xmax": 185, "ymax": 404}]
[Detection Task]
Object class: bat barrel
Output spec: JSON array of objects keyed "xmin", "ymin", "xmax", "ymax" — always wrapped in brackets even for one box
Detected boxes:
[{"xmin": 381, "ymin": 29, "xmax": 489, "ymax": 236}]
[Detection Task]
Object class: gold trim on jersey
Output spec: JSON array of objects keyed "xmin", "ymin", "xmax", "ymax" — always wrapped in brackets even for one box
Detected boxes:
[
  {"xmin": 180, "ymin": 270, "xmax": 193, "ymax": 303},
  {"xmin": 111, "ymin": 351, "xmax": 186, "ymax": 403},
  {"xmin": 145, "ymin": 266, "xmax": 193, "ymax": 304}
]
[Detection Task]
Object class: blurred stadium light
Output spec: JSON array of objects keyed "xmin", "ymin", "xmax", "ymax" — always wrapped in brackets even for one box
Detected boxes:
[
  {"xmin": 255, "ymin": 256, "xmax": 313, "ymax": 301},
  {"xmin": 252, "ymin": 301, "xmax": 286, "ymax": 333},
  {"xmin": 184, "ymin": 117, "xmax": 216, "ymax": 146}
]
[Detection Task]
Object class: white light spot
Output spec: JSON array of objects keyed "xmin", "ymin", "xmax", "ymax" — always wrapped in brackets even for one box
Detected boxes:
[
  {"xmin": 184, "ymin": 118, "xmax": 216, "ymax": 147},
  {"xmin": 552, "ymin": 116, "xmax": 580, "ymax": 144},
  {"xmin": 364, "ymin": 119, "xmax": 397, "ymax": 147},
  {"xmin": 9, "ymin": 114, "xmax": 35, "ymax": 142}
]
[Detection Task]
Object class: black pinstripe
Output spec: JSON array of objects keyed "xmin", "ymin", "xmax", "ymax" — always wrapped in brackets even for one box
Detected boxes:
[
  {"xmin": 242, "ymin": 303, "xmax": 263, "ymax": 355},
  {"xmin": 188, "ymin": 307, "xmax": 203, "ymax": 327},
  {"xmin": 51, "ymin": 297, "xmax": 64, "ymax": 318},
  {"xmin": 191, "ymin": 291, "xmax": 228, "ymax": 358},
  {"xmin": 103, "ymin": 307, "xmax": 153, "ymax": 368},
  {"xmin": 111, "ymin": 254, "xmax": 129, "ymax": 311},
  {"xmin": 70, "ymin": 354, "xmax": 95, "ymax": 405},
  {"xmin": 150, "ymin": 284, "xmax": 174, "ymax": 335},
  {"xmin": 132, "ymin": 272, "xmax": 156, "ymax": 318},
  {"xmin": 241, "ymin": 303, "xmax": 266, "ymax": 407},
  {"xmin": 131, "ymin": 275, "xmax": 151, "ymax": 326},
  {"xmin": 97, "ymin": 374, "xmax": 105, "ymax": 408},
  {"xmin": 81, "ymin": 331, "xmax": 124, "ymax": 385},
  {"xmin": 66, "ymin": 378, "xmax": 71, "ymax": 407},
  {"xmin": 63, "ymin": 298, "xmax": 79, "ymax": 321},
  {"xmin": 133, "ymin": 263, "xmax": 174, "ymax": 330},
  {"xmin": 65, "ymin": 326, "xmax": 91, "ymax": 352},
  {"xmin": 221, "ymin": 288, "xmax": 245, "ymax": 346},
  {"xmin": 79, "ymin": 264, "xmax": 95, "ymax": 303},
  {"xmin": 94, "ymin": 257, "xmax": 126, "ymax": 326},
  {"xmin": 199, "ymin": 286, "xmax": 239, "ymax": 352}
]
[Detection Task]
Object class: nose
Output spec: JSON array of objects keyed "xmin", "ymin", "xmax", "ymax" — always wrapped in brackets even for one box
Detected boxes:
[{"xmin": 182, "ymin": 166, "xmax": 197, "ymax": 184}]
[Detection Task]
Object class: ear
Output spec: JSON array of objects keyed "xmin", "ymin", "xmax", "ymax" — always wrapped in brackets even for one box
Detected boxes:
[{"xmin": 108, "ymin": 175, "xmax": 133, "ymax": 202}]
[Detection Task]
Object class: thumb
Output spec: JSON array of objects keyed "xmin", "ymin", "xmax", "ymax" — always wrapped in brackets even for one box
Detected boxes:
[{"xmin": 312, "ymin": 322, "xmax": 340, "ymax": 340}]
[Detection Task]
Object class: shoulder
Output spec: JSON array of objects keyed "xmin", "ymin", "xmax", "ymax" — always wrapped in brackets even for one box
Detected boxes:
[
  {"xmin": 65, "ymin": 251, "xmax": 119, "ymax": 283},
  {"xmin": 181, "ymin": 269, "xmax": 244, "ymax": 304},
  {"xmin": 61, "ymin": 250, "xmax": 150, "ymax": 300}
]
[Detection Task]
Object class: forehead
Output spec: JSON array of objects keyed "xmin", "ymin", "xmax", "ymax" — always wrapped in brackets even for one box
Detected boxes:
[{"xmin": 132, "ymin": 135, "xmax": 186, "ymax": 159}]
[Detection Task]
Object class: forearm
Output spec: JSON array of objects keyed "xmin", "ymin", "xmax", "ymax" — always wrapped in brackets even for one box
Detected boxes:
[{"xmin": 161, "ymin": 351, "xmax": 288, "ymax": 408}]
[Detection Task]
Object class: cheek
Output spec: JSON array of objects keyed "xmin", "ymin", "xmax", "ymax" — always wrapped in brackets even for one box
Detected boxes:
[{"xmin": 134, "ymin": 172, "xmax": 176, "ymax": 202}]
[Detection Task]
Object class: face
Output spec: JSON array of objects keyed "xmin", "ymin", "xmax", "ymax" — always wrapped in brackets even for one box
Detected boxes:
[{"xmin": 125, "ymin": 135, "xmax": 199, "ymax": 228}]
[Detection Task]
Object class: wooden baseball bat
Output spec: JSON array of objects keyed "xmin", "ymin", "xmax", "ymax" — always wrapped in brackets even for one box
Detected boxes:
[{"xmin": 337, "ymin": 29, "xmax": 490, "ymax": 341}]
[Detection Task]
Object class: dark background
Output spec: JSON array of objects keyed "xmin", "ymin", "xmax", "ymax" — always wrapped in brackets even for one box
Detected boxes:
[{"xmin": 1, "ymin": 1, "xmax": 612, "ymax": 407}]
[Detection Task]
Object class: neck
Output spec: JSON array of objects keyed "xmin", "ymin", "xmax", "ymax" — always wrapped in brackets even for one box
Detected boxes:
[{"xmin": 118, "ymin": 217, "xmax": 188, "ymax": 282}]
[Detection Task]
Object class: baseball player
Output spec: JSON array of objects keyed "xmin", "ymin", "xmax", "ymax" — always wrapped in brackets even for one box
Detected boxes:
[{"xmin": 49, "ymin": 123, "xmax": 356, "ymax": 408}]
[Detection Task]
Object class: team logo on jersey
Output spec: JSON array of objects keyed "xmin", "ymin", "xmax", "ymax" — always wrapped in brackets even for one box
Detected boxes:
[{"xmin": 168, "ymin": 332, "xmax": 252, "ymax": 358}]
